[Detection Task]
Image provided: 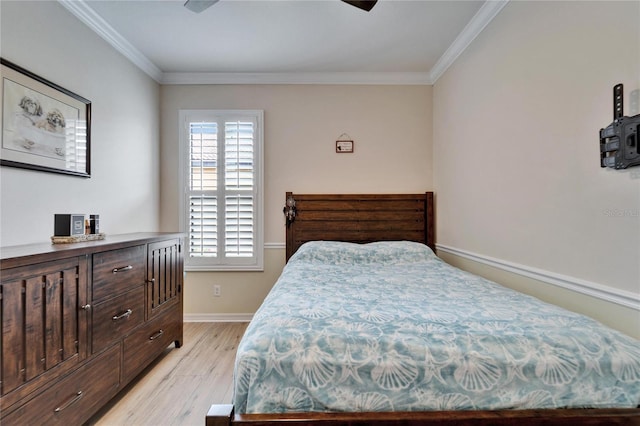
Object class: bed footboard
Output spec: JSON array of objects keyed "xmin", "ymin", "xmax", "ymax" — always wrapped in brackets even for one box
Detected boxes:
[{"xmin": 206, "ymin": 404, "xmax": 640, "ymax": 425}]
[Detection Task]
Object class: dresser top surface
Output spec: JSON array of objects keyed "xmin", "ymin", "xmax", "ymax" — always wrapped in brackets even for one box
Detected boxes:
[{"xmin": 0, "ymin": 232, "xmax": 183, "ymax": 267}]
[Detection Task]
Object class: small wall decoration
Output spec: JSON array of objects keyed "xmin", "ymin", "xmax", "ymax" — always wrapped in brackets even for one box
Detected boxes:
[
  {"xmin": 0, "ymin": 58, "xmax": 91, "ymax": 177},
  {"xmin": 336, "ymin": 133, "xmax": 354, "ymax": 153}
]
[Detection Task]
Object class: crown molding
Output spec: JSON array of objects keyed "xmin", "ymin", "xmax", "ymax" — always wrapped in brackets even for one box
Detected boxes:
[
  {"xmin": 58, "ymin": 0, "xmax": 507, "ymax": 86},
  {"xmin": 57, "ymin": 0, "xmax": 163, "ymax": 82},
  {"xmin": 161, "ymin": 71, "xmax": 433, "ymax": 85},
  {"xmin": 429, "ymin": 0, "xmax": 509, "ymax": 84}
]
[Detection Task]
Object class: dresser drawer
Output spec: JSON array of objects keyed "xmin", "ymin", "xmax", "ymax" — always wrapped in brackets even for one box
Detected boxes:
[
  {"xmin": 2, "ymin": 344, "xmax": 120, "ymax": 426},
  {"xmin": 92, "ymin": 245, "xmax": 145, "ymax": 301},
  {"xmin": 123, "ymin": 305, "xmax": 182, "ymax": 382},
  {"xmin": 92, "ymin": 286, "xmax": 145, "ymax": 353}
]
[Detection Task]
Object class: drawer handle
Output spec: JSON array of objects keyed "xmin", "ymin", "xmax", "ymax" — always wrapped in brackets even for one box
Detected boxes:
[
  {"xmin": 112, "ymin": 265, "xmax": 133, "ymax": 274},
  {"xmin": 149, "ymin": 329, "xmax": 164, "ymax": 341},
  {"xmin": 54, "ymin": 391, "xmax": 83, "ymax": 413},
  {"xmin": 112, "ymin": 309, "xmax": 133, "ymax": 321},
  {"xmin": 80, "ymin": 304, "xmax": 91, "ymax": 311}
]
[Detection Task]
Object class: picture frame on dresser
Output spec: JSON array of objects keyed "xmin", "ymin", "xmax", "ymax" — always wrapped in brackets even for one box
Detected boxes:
[{"xmin": 0, "ymin": 58, "xmax": 91, "ymax": 177}]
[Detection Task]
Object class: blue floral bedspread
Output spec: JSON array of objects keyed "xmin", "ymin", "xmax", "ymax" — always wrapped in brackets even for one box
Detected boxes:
[{"xmin": 233, "ymin": 241, "xmax": 640, "ymax": 413}]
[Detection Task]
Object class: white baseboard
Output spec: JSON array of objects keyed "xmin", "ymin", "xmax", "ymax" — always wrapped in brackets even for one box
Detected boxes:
[
  {"xmin": 436, "ymin": 244, "xmax": 639, "ymax": 312},
  {"xmin": 184, "ymin": 313, "xmax": 253, "ymax": 323}
]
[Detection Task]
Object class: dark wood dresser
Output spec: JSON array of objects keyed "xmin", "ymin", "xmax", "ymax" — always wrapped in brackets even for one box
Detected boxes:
[{"xmin": 0, "ymin": 232, "xmax": 184, "ymax": 425}]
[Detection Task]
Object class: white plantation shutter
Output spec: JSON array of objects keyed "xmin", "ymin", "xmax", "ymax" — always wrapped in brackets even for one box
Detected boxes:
[
  {"xmin": 225, "ymin": 195, "xmax": 253, "ymax": 257},
  {"xmin": 189, "ymin": 121, "xmax": 217, "ymax": 258},
  {"xmin": 189, "ymin": 195, "xmax": 217, "ymax": 257},
  {"xmin": 224, "ymin": 121, "xmax": 254, "ymax": 258},
  {"xmin": 179, "ymin": 110, "xmax": 263, "ymax": 270}
]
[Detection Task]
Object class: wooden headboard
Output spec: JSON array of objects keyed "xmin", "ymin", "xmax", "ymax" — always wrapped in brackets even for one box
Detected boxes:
[{"xmin": 285, "ymin": 192, "xmax": 434, "ymax": 261}]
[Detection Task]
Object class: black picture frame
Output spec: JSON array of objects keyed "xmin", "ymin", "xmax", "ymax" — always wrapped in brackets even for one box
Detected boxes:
[
  {"xmin": 0, "ymin": 58, "xmax": 91, "ymax": 177},
  {"xmin": 336, "ymin": 139, "xmax": 354, "ymax": 153}
]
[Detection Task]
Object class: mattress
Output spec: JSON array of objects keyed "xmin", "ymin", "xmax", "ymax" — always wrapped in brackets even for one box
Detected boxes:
[{"xmin": 233, "ymin": 241, "xmax": 640, "ymax": 414}]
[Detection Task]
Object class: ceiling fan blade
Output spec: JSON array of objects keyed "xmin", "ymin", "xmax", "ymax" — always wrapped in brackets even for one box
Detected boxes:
[
  {"xmin": 184, "ymin": 0, "xmax": 219, "ymax": 13},
  {"xmin": 185, "ymin": 0, "xmax": 376, "ymax": 14},
  {"xmin": 342, "ymin": 0, "xmax": 378, "ymax": 12}
]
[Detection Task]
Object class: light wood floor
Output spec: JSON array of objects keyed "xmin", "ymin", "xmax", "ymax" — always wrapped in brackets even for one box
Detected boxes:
[{"xmin": 86, "ymin": 322, "xmax": 248, "ymax": 426}]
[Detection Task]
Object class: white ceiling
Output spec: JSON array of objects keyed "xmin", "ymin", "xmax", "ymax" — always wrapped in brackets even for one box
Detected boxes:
[{"xmin": 60, "ymin": 0, "xmax": 508, "ymax": 84}]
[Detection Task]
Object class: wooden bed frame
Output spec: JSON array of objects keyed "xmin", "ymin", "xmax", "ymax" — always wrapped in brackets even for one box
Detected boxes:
[
  {"xmin": 285, "ymin": 192, "xmax": 435, "ymax": 261},
  {"xmin": 206, "ymin": 192, "xmax": 640, "ymax": 426}
]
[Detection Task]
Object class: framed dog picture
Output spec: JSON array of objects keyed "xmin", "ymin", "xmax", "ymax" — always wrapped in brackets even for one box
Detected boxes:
[{"xmin": 1, "ymin": 58, "xmax": 91, "ymax": 177}]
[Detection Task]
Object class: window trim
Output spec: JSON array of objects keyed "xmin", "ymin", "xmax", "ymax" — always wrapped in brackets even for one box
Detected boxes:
[{"xmin": 178, "ymin": 109, "xmax": 264, "ymax": 271}]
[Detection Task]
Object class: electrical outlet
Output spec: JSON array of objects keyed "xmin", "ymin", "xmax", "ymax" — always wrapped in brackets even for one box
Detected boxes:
[{"xmin": 213, "ymin": 284, "xmax": 221, "ymax": 297}]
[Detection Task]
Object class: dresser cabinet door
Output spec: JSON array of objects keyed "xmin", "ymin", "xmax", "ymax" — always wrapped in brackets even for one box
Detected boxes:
[
  {"xmin": 146, "ymin": 239, "xmax": 183, "ymax": 319},
  {"xmin": 1, "ymin": 257, "xmax": 89, "ymax": 397}
]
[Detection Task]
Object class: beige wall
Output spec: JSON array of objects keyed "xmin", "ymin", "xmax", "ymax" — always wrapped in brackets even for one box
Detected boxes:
[
  {"xmin": 433, "ymin": 1, "xmax": 639, "ymax": 334},
  {"xmin": 160, "ymin": 84, "xmax": 433, "ymax": 315},
  {"xmin": 184, "ymin": 249, "xmax": 285, "ymax": 317},
  {"xmin": 0, "ymin": 1, "xmax": 161, "ymax": 246}
]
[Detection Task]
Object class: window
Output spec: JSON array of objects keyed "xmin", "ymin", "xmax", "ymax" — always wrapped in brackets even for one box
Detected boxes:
[{"xmin": 179, "ymin": 110, "xmax": 264, "ymax": 271}]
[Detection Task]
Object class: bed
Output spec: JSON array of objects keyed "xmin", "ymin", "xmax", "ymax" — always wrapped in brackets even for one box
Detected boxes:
[{"xmin": 206, "ymin": 192, "xmax": 640, "ymax": 425}]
